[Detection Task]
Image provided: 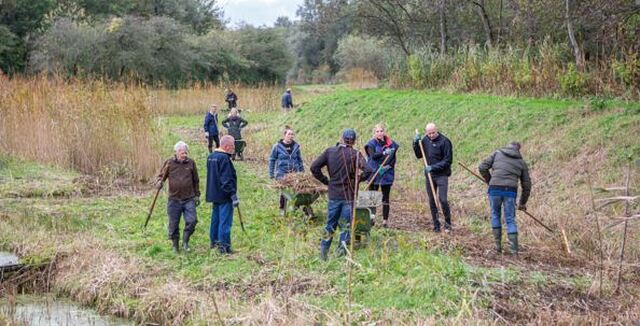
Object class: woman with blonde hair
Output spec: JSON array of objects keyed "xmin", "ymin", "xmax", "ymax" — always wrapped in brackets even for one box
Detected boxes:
[{"xmin": 364, "ymin": 123, "xmax": 399, "ymax": 228}]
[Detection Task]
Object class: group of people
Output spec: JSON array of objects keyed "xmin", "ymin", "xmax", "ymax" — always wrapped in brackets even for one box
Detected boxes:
[{"xmin": 157, "ymin": 97, "xmax": 531, "ymax": 258}]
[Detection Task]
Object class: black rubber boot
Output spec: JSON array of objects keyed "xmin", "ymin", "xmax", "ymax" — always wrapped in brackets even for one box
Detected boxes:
[
  {"xmin": 320, "ymin": 246, "xmax": 329, "ymax": 261},
  {"xmin": 182, "ymin": 232, "xmax": 191, "ymax": 253},
  {"xmin": 171, "ymin": 239, "xmax": 180, "ymax": 254},
  {"xmin": 508, "ymin": 233, "xmax": 518, "ymax": 256},
  {"xmin": 492, "ymin": 228, "xmax": 502, "ymax": 254}
]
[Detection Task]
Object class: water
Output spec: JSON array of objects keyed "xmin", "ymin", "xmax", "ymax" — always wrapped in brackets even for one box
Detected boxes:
[{"xmin": 0, "ymin": 296, "xmax": 131, "ymax": 326}]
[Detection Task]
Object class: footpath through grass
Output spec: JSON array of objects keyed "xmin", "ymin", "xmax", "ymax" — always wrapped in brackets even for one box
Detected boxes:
[{"xmin": 1, "ymin": 87, "xmax": 639, "ymax": 323}]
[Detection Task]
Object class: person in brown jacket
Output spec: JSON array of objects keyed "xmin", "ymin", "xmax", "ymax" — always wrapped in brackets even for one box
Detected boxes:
[{"xmin": 156, "ymin": 141, "xmax": 201, "ymax": 253}]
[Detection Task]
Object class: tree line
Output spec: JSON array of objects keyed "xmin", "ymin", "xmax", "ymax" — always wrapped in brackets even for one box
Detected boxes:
[{"xmin": 1, "ymin": 0, "xmax": 638, "ymax": 96}]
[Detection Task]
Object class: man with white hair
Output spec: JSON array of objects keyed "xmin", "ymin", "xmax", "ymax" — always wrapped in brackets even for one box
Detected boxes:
[
  {"xmin": 156, "ymin": 141, "xmax": 201, "ymax": 253},
  {"xmin": 413, "ymin": 122, "xmax": 453, "ymax": 232}
]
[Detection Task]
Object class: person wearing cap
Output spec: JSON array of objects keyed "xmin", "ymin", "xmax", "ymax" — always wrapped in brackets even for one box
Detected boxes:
[
  {"xmin": 206, "ymin": 135, "xmax": 239, "ymax": 255},
  {"xmin": 281, "ymin": 88, "xmax": 293, "ymax": 111},
  {"xmin": 203, "ymin": 104, "xmax": 220, "ymax": 153},
  {"xmin": 365, "ymin": 123, "xmax": 399, "ymax": 228},
  {"xmin": 413, "ymin": 122, "xmax": 453, "ymax": 232},
  {"xmin": 478, "ymin": 141, "xmax": 531, "ymax": 255},
  {"xmin": 155, "ymin": 141, "xmax": 201, "ymax": 253},
  {"xmin": 311, "ymin": 128, "xmax": 373, "ymax": 261}
]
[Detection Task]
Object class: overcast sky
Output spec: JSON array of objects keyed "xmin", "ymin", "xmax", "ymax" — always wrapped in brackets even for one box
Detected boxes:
[{"xmin": 221, "ymin": 0, "xmax": 303, "ymax": 28}]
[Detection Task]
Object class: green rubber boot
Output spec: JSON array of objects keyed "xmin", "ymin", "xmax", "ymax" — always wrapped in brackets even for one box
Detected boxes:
[
  {"xmin": 508, "ymin": 233, "xmax": 518, "ymax": 256},
  {"xmin": 492, "ymin": 228, "xmax": 502, "ymax": 254}
]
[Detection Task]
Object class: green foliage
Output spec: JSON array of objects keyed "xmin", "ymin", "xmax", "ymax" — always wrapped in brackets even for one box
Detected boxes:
[
  {"xmin": 334, "ymin": 34, "xmax": 386, "ymax": 79},
  {"xmin": 0, "ymin": 24, "xmax": 24, "ymax": 74},
  {"xmin": 559, "ymin": 63, "xmax": 589, "ymax": 96}
]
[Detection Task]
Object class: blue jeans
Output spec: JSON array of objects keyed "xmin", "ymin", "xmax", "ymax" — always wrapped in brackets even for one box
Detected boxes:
[
  {"xmin": 489, "ymin": 195, "xmax": 517, "ymax": 234},
  {"xmin": 321, "ymin": 200, "xmax": 353, "ymax": 253},
  {"xmin": 210, "ymin": 201, "xmax": 234, "ymax": 253},
  {"xmin": 167, "ymin": 198, "xmax": 197, "ymax": 240}
]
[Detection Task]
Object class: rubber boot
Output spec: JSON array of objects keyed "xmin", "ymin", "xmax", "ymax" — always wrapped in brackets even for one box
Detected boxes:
[
  {"xmin": 508, "ymin": 233, "xmax": 518, "ymax": 256},
  {"xmin": 320, "ymin": 246, "xmax": 329, "ymax": 261},
  {"xmin": 171, "ymin": 239, "xmax": 180, "ymax": 254},
  {"xmin": 492, "ymin": 228, "xmax": 502, "ymax": 254},
  {"xmin": 182, "ymin": 232, "xmax": 191, "ymax": 253}
]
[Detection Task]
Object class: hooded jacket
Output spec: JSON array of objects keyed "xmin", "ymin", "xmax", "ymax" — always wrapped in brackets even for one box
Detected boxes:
[
  {"xmin": 221, "ymin": 116, "xmax": 248, "ymax": 140},
  {"xmin": 478, "ymin": 144, "xmax": 532, "ymax": 206},
  {"xmin": 269, "ymin": 140, "xmax": 304, "ymax": 180}
]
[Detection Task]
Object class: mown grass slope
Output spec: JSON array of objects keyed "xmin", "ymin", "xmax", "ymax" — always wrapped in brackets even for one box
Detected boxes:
[{"xmin": 1, "ymin": 87, "xmax": 639, "ymax": 324}]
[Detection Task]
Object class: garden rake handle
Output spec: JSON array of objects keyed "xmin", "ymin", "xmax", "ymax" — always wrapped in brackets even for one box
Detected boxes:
[
  {"xmin": 416, "ymin": 129, "xmax": 442, "ymax": 212},
  {"xmin": 143, "ymin": 186, "xmax": 162, "ymax": 230},
  {"xmin": 457, "ymin": 161, "xmax": 555, "ymax": 235},
  {"xmin": 364, "ymin": 154, "xmax": 392, "ymax": 190}
]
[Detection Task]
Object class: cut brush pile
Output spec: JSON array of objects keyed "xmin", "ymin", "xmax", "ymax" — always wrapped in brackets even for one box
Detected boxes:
[{"xmin": 273, "ymin": 173, "xmax": 327, "ymax": 194}]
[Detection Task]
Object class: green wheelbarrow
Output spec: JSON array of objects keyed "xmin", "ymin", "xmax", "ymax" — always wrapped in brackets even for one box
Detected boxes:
[
  {"xmin": 281, "ymin": 188, "xmax": 321, "ymax": 220},
  {"xmin": 233, "ymin": 139, "xmax": 246, "ymax": 161},
  {"xmin": 353, "ymin": 190, "xmax": 383, "ymax": 245}
]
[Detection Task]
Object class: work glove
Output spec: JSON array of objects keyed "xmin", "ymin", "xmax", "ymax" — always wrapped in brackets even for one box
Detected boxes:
[
  {"xmin": 377, "ymin": 165, "xmax": 391, "ymax": 176},
  {"xmin": 231, "ymin": 194, "xmax": 240, "ymax": 207},
  {"xmin": 204, "ymin": 131, "xmax": 209, "ymax": 138},
  {"xmin": 424, "ymin": 165, "xmax": 433, "ymax": 174},
  {"xmin": 382, "ymin": 148, "xmax": 395, "ymax": 156},
  {"xmin": 414, "ymin": 134, "xmax": 421, "ymax": 143},
  {"xmin": 194, "ymin": 198, "xmax": 201, "ymax": 207},
  {"xmin": 517, "ymin": 204, "xmax": 527, "ymax": 211}
]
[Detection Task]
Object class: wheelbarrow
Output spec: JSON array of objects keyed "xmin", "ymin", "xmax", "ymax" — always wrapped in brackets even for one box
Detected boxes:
[
  {"xmin": 233, "ymin": 139, "xmax": 246, "ymax": 161},
  {"xmin": 281, "ymin": 188, "xmax": 321, "ymax": 221},
  {"xmin": 353, "ymin": 190, "xmax": 383, "ymax": 245}
]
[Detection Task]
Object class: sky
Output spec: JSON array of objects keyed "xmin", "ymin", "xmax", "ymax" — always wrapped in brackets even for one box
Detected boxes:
[{"xmin": 221, "ymin": 0, "xmax": 303, "ymax": 28}]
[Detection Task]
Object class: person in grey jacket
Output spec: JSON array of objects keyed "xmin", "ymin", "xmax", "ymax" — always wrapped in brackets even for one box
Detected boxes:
[{"xmin": 478, "ymin": 141, "xmax": 532, "ymax": 255}]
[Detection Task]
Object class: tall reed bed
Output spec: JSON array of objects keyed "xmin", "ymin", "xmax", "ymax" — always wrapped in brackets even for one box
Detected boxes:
[
  {"xmin": 150, "ymin": 82, "xmax": 283, "ymax": 116},
  {"xmin": 0, "ymin": 75, "xmax": 160, "ymax": 180}
]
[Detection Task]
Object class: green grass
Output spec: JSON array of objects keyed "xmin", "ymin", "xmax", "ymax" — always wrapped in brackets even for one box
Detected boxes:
[{"xmin": 1, "ymin": 87, "xmax": 639, "ymax": 323}]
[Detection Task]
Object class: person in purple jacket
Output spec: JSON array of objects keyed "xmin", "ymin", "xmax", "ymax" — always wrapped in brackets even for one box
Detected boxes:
[{"xmin": 365, "ymin": 123, "xmax": 399, "ymax": 228}]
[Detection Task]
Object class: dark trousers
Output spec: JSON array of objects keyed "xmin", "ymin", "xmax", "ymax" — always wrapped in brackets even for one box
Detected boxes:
[
  {"xmin": 279, "ymin": 194, "xmax": 287, "ymax": 210},
  {"xmin": 208, "ymin": 134, "xmax": 220, "ymax": 153},
  {"xmin": 167, "ymin": 198, "xmax": 197, "ymax": 240},
  {"xmin": 368, "ymin": 184, "xmax": 391, "ymax": 220},
  {"xmin": 425, "ymin": 175, "xmax": 451, "ymax": 230}
]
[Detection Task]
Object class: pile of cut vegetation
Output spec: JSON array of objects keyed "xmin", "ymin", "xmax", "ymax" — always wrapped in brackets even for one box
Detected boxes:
[{"xmin": 273, "ymin": 173, "xmax": 327, "ymax": 194}]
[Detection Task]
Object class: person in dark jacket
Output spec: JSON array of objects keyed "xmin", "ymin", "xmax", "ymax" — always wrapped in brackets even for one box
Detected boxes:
[
  {"xmin": 222, "ymin": 108, "xmax": 249, "ymax": 160},
  {"xmin": 206, "ymin": 135, "xmax": 239, "ymax": 254},
  {"xmin": 413, "ymin": 122, "xmax": 453, "ymax": 232},
  {"xmin": 269, "ymin": 126, "xmax": 304, "ymax": 216},
  {"xmin": 365, "ymin": 123, "xmax": 399, "ymax": 228},
  {"xmin": 311, "ymin": 129, "xmax": 373, "ymax": 261},
  {"xmin": 478, "ymin": 141, "xmax": 531, "ymax": 255},
  {"xmin": 156, "ymin": 141, "xmax": 201, "ymax": 253},
  {"xmin": 225, "ymin": 88, "xmax": 238, "ymax": 110},
  {"xmin": 203, "ymin": 104, "xmax": 219, "ymax": 153},
  {"xmin": 281, "ymin": 88, "xmax": 293, "ymax": 111}
]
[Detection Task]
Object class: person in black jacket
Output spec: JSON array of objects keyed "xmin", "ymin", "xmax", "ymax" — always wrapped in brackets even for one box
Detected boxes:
[
  {"xmin": 413, "ymin": 122, "xmax": 453, "ymax": 232},
  {"xmin": 225, "ymin": 88, "xmax": 238, "ymax": 110},
  {"xmin": 311, "ymin": 128, "xmax": 373, "ymax": 261},
  {"xmin": 203, "ymin": 104, "xmax": 219, "ymax": 153}
]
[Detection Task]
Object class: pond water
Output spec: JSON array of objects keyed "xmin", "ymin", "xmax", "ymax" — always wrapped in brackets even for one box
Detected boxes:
[{"xmin": 0, "ymin": 295, "xmax": 131, "ymax": 326}]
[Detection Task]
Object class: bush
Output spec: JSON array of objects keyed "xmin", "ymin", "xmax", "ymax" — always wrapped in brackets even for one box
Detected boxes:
[{"xmin": 559, "ymin": 63, "xmax": 589, "ymax": 96}]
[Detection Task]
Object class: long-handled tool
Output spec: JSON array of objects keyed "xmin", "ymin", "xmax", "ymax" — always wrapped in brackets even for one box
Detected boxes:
[
  {"xmin": 236, "ymin": 205, "xmax": 247, "ymax": 234},
  {"xmin": 364, "ymin": 153, "xmax": 392, "ymax": 190},
  {"xmin": 416, "ymin": 129, "xmax": 442, "ymax": 212},
  {"xmin": 143, "ymin": 184, "xmax": 162, "ymax": 230}
]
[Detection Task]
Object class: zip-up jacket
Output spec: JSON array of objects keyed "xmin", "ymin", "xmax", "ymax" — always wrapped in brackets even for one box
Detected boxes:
[
  {"xmin": 205, "ymin": 150, "xmax": 237, "ymax": 204},
  {"xmin": 157, "ymin": 156, "xmax": 200, "ymax": 201},
  {"xmin": 269, "ymin": 140, "xmax": 304, "ymax": 180},
  {"xmin": 203, "ymin": 112, "xmax": 219, "ymax": 135},
  {"xmin": 221, "ymin": 116, "xmax": 248, "ymax": 140},
  {"xmin": 478, "ymin": 145, "xmax": 532, "ymax": 206},
  {"xmin": 413, "ymin": 133, "xmax": 453, "ymax": 177}
]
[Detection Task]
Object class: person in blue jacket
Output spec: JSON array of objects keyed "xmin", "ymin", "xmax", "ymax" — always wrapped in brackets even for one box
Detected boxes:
[
  {"xmin": 203, "ymin": 104, "xmax": 219, "ymax": 153},
  {"xmin": 206, "ymin": 135, "xmax": 239, "ymax": 254},
  {"xmin": 269, "ymin": 126, "xmax": 304, "ymax": 216},
  {"xmin": 365, "ymin": 123, "xmax": 399, "ymax": 228},
  {"xmin": 281, "ymin": 88, "xmax": 293, "ymax": 111}
]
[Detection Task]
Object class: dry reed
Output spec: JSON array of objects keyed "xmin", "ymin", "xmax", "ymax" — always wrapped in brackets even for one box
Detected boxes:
[{"xmin": 0, "ymin": 75, "xmax": 161, "ymax": 181}]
